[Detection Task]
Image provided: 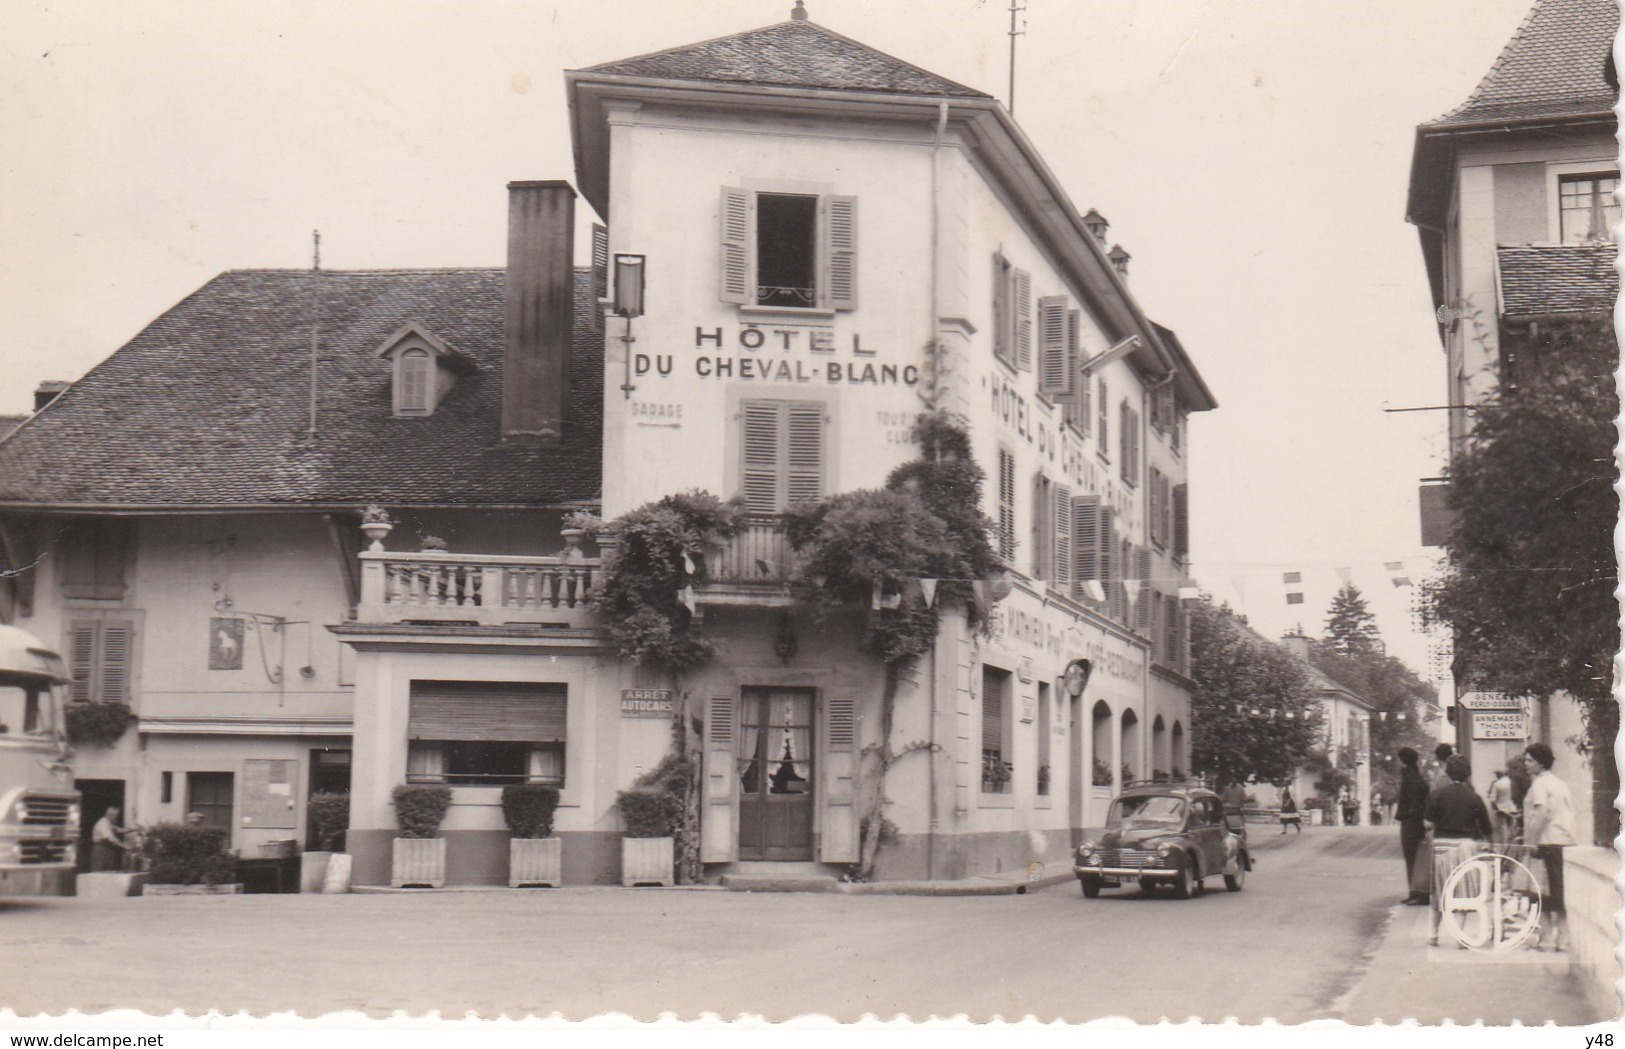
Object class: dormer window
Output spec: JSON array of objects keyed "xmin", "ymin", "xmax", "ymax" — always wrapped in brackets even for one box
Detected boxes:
[
  {"xmin": 375, "ymin": 324, "xmax": 477, "ymax": 418},
  {"xmin": 398, "ymin": 349, "xmax": 432, "ymax": 415}
]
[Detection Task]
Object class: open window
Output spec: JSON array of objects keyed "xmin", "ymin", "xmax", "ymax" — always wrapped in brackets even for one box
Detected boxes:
[{"xmin": 721, "ymin": 188, "xmax": 857, "ymax": 311}]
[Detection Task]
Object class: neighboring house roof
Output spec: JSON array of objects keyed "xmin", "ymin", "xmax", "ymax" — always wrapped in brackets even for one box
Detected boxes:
[
  {"xmin": 0, "ymin": 416, "xmax": 26, "ymax": 441},
  {"xmin": 1497, "ymin": 242, "xmax": 1620, "ymax": 317},
  {"xmin": 1425, "ymin": 0, "xmax": 1619, "ymax": 127},
  {"xmin": 581, "ymin": 16, "xmax": 988, "ymax": 99},
  {"xmin": 0, "ymin": 269, "xmax": 603, "ymax": 510}
]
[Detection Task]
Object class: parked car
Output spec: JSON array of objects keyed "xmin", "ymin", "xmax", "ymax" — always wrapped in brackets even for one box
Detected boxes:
[{"xmin": 1073, "ymin": 781, "xmax": 1251, "ymax": 898}]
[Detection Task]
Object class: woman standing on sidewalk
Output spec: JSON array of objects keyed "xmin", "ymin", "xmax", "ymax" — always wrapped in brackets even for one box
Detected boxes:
[{"xmin": 1396, "ymin": 747, "xmax": 1429, "ymax": 904}]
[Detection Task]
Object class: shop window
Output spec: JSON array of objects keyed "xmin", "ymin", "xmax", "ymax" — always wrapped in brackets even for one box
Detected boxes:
[
  {"xmin": 740, "ymin": 399, "xmax": 826, "ymax": 512},
  {"xmin": 186, "ymin": 771, "xmax": 234, "ymax": 831},
  {"xmin": 406, "ymin": 681, "xmax": 566, "ymax": 787},
  {"xmin": 981, "ymin": 665, "xmax": 1013, "ymax": 794},
  {"xmin": 721, "ymin": 188, "xmax": 856, "ymax": 310}
]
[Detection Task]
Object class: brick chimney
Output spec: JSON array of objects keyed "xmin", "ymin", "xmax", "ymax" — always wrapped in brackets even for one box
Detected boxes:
[{"xmin": 503, "ymin": 181, "xmax": 576, "ymax": 442}]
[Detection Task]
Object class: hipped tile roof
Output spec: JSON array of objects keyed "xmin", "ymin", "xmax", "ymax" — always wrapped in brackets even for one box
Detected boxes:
[
  {"xmin": 583, "ymin": 17, "xmax": 988, "ymax": 99},
  {"xmin": 0, "ymin": 269, "xmax": 603, "ymax": 508},
  {"xmin": 1497, "ymin": 242, "xmax": 1620, "ymax": 316},
  {"xmin": 1427, "ymin": 0, "xmax": 1618, "ymax": 126}
]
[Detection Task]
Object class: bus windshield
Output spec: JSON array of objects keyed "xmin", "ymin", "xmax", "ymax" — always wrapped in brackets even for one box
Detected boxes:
[{"xmin": 0, "ymin": 682, "xmax": 55, "ymax": 738}]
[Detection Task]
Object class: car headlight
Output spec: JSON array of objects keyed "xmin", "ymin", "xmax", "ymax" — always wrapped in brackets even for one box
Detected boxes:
[
  {"xmin": 1077, "ymin": 840, "xmax": 1097, "ymax": 857},
  {"xmin": 1088, "ymin": 853, "xmax": 1103, "ymax": 866},
  {"xmin": 1156, "ymin": 843, "xmax": 1173, "ymax": 858}
]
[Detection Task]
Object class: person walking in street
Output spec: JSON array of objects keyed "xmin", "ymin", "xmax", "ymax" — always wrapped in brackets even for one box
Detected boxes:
[
  {"xmin": 1396, "ymin": 747, "xmax": 1429, "ymax": 904},
  {"xmin": 1486, "ymin": 767, "xmax": 1518, "ymax": 846},
  {"xmin": 1522, "ymin": 742, "xmax": 1576, "ymax": 951},
  {"xmin": 1278, "ymin": 787, "xmax": 1301, "ymax": 833},
  {"xmin": 90, "ymin": 805, "xmax": 129, "ymax": 872}
]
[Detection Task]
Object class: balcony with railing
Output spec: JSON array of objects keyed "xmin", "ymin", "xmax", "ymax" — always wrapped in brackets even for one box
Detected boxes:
[
  {"xmin": 357, "ymin": 551, "xmax": 601, "ymax": 629},
  {"xmin": 693, "ymin": 513, "xmax": 802, "ymax": 605}
]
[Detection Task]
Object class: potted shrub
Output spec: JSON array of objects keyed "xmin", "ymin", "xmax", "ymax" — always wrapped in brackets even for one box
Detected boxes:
[
  {"xmin": 390, "ymin": 784, "xmax": 452, "ymax": 888},
  {"xmin": 617, "ymin": 787, "xmax": 678, "ymax": 887},
  {"xmin": 502, "ymin": 783, "xmax": 562, "ymax": 887},
  {"xmin": 141, "ymin": 822, "xmax": 240, "ymax": 896},
  {"xmin": 301, "ymin": 791, "xmax": 351, "ymax": 893},
  {"xmin": 360, "ymin": 505, "xmax": 393, "ymax": 550},
  {"xmin": 65, "ymin": 701, "xmax": 135, "ymax": 748}
]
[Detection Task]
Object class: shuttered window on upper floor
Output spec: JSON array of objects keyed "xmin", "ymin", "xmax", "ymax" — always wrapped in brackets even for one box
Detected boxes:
[
  {"xmin": 721, "ymin": 188, "xmax": 857, "ymax": 311},
  {"xmin": 60, "ymin": 519, "xmax": 133, "ymax": 601},
  {"xmin": 67, "ymin": 617, "xmax": 133, "ymax": 705},
  {"xmin": 741, "ymin": 400, "xmax": 827, "ymax": 512},
  {"xmin": 991, "ymin": 254, "xmax": 1031, "ymax": 372},
  {"xmin": 997, "ymin": 448, "xmax": 1017, "ymax": 564}
]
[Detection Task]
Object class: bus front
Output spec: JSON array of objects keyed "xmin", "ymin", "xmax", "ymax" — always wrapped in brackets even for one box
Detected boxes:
[{"xmin": 0, "ymin": 627, "xmax": 79, "ymax": 896}]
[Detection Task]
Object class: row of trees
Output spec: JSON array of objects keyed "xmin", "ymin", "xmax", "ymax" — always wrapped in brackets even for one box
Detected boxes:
[{"xmin": 1189, "ymin": 584, "xmax": 1434, "ymax": 800}]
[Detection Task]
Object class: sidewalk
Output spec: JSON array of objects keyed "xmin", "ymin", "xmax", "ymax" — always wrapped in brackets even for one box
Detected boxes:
[{"xmin": 1337, "ymin": 899, "xmax": 1620, "ymax": 1025}]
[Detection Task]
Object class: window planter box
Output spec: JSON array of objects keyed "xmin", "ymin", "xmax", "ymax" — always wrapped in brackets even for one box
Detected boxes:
[
  {"xmin": 391, "ymin": 837, "xmax": 446, "ymax": 888},
  {"xmin": 509, "ymin": 837, "xmax": 562, "ymax": 887},
  {"xmin": 621, "ymin": 836, "xmax": 674, "ymax": 887}
]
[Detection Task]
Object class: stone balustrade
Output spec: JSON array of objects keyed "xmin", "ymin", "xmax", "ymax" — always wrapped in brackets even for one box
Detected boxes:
[{"xmin": 357, "ymin": 551, "xmax": 600, "ymax": 628}]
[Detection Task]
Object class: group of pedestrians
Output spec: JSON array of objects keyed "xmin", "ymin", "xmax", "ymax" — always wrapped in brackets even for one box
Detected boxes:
[{"xmin": 1394, "ymin": 741, "xmax": 1576, "ymax": 948}]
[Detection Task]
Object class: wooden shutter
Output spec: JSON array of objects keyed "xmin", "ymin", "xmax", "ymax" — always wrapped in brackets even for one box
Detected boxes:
[
  {"xmin": 1014, "ymin": 270, "xmax": 1033, "ymax": 371},
  {"xmin": 743, "ymin": 401, "xmax": 824, "ymax": 511},
  {"xmin": 1072, "ymin": 495, "xmax": 1100, "ymax": 600},
  {"xmin": 1079, "ymin": 353, "xmax": 1091, "ymax": 435},
  {"xmin": 68, "ymin": 619, "xmax": 133, "ymax": 705},
  {"xmin": 720, "ymin": 187, "xmax": 751, "ymax": 305},
  {"xmin": 981, "ymin": 669, "xmax": 1003, "ymax": 756},
  {"xmin": 1147, "ymin": 468, "xmax": 1163, "ymax": 546},
  {"xmin": 1030, "ymin": 474, "xmax": 1048, "ymax": 580},
  {"xmin": 1052, "ymin": 484, "xmax": 1073, "ymax": 587},
  {"xmin": 67, "ymin": 621, "xmax": 97, "ymax": 704},
  {"xmin": 590, "ymin": 223, "xmax": 609, "ymax": 332},
  {"xmin": 99, "ymin": 620, "xmax": 133, "ymax": 704},
  {"xmin": 1038, "ymin": 296, "xmax": 1069, "ymax": 394},
  {"xmin": 702, "ymin": 695, "xmax": 739, "ymax": 862},
  {"xmin": 992, "ymin": 255, "xmax": 1010, "ymax": 365},
  {"xmin": 1101, "ymin": 508, "xmax": 1119, "ymax": 615},
  {"xmin": 407, "ymin": 681, "xmax": 566, "ymax": 742},
  {"xmin": 741, "ymin": 401, "xmax": 782, "ymax": 512},
  {"xmin": 1136, "ymin": 547, "xmax": 1153, "ymax": 632},
  {"xmin": 821, "ymin": 691, "xmax": 858, "ymax": 862},
  {"xmin": 824, "ymin": 196, "xmax": 858, "ymax": 310},
  {"xmin": 1098, "ymin": 380, "xmax": 1109, "ymax": 454},
  {"xmin": 785, "ymin": 403, "xmax": 825, "ymax": 506},
  {"xmin": 1173, "ymin": 483, "xmax": 1189, "ymax": 559},
  {"xmin": 1119, "ymin": 402, "xmax": 1132, "ymax": 481},
  {"xmin": 997, "ymin": 449, "xmax": 1016, "ymax": 563}
]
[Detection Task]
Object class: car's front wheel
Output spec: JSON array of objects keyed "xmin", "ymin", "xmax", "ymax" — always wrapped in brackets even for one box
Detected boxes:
[
  {"xmin": 1080, "ymin": 876, "xmax": 1101, "ymax": 898},
  {"xmin": 1225, "ymin": 853, "xmax": 1247, "ymax": 892},
  {"xmin": 1172, "ymin": 856, "xmax": 1198, "ymax": 899}
]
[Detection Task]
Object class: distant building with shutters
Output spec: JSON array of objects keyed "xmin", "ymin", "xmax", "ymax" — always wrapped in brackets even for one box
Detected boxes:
[{"xmin": 0, "ymin": 6, "xmax": 1215, "ymax": 885}]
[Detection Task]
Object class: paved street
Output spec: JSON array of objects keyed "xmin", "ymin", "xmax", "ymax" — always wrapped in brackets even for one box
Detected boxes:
[{"xmin": 0, "ymin": 828, "xmax": 1597, "ymax": 1022}]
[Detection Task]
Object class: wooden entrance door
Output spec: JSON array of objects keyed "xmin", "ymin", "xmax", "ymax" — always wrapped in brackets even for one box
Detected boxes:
[{"xmin": 737, "ymin": 688, "xmax": 815, "ymax": 861}]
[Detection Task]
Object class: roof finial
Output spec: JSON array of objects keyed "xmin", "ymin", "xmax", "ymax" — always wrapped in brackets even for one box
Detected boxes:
[{"xmin": 791, "ymin": 1, "xmax": 808, "ymax": 20}]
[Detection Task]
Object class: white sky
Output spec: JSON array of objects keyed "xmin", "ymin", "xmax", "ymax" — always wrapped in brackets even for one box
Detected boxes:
[{"xmin": 0, "ymin": 0, "xmax": 1540, "ymax": 678}]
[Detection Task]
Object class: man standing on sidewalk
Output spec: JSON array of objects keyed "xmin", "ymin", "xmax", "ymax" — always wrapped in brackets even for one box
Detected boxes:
[
  {"xmin": 1522, "ymin": 742, "xmax": 1576, "ymax": 951},
  {"xmin": 1396, "ymin": 747, "xmax": 1429, "ymax": 904}
]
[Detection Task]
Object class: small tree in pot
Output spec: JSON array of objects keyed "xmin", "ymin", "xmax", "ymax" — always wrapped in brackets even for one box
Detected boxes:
[
  {"xmin": 618, "ymin": 757, "xmax": 687, "ymax": 887},
  {"xmin": 502, "ymin": 784, "xmax": 562, "ymax": 887},
  {"xmin": 390, "ymin": 784, "xmax": 452, "ymax": 888}
]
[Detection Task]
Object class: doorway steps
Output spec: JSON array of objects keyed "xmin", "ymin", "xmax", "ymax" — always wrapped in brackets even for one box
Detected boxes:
[{"xmin": 719, "ymin": 861, "xmax": 844, "ymax": 893}]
